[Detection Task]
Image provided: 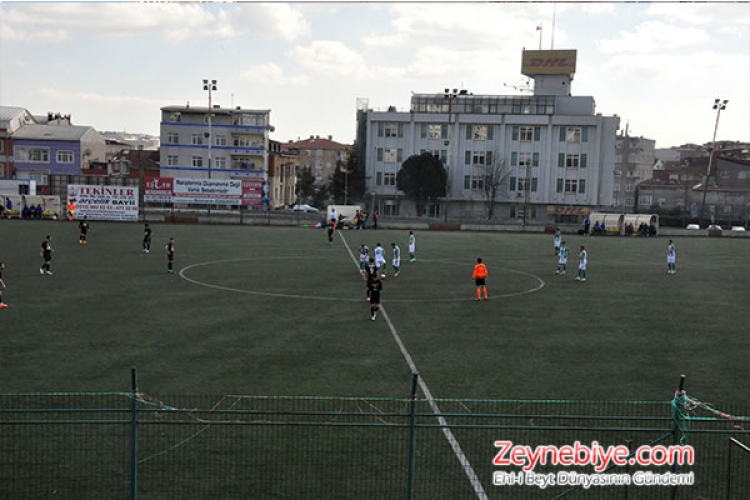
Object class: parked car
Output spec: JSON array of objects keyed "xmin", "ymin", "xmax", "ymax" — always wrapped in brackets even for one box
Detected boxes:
[
  {"xmin": 686, "ymin": 224, "xmax": 700, "ymax": 230},
  {"xmin": 731, "ymin": 226, "xmax": 746, "ymax": 232},
  {"xmin": 291, "ymin": 204, "xmax": 320, "ymax": 213},
  {"xmin": 707, "ymin": 224, "xmax": 722, "ymax": 231}
]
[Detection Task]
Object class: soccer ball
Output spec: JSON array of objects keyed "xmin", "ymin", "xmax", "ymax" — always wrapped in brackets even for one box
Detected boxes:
[{"xmin": 380, "ymin": 274, "xmax": 387, "ymax": 279}]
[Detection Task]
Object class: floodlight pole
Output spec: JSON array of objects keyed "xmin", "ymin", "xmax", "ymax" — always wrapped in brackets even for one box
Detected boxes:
[
  {"xmin": 444, "ymin": 89, "xmax": 458, "ymax": 223},
  {"xmin": 698, "ymin": 99, "xmax": 727, "ymax": 226},
  {"xmin": 203, "ymin": 79, "xmax": 218, "ymax": 180}
]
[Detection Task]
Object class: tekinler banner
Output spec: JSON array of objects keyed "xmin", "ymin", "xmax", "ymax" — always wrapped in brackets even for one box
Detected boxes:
[{"xmin": 67, "ymin": 184, "xmax": 139, "ymax": 221}]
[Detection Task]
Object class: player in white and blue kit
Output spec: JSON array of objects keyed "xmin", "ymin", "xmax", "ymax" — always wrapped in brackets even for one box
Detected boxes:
[
  {"xmin": 667, "ymin": 240, "xmax": 676, "ymax": 274},
  {"xmin": 374, "ymin": 243, "xmax": 386, "ymax": 273},
  {"xmin": 553, "ymin": 228, "xmax": 562, "ymax": 256},
  {"xmin": 576, "ymin": 245, "xmax": 587, "ymax": 282},
  {"xmin": 408, "ymin": 231, "xmax": 416, "ymax": 262},
  {"xmin": 391, "ymin": 243, "xmax": 401, "ymax": 277},
  {"xmin": 359, "ymin": 244, "xmax": 370, "ymax": 275},
  {"xmin": 555, "ymin": 241, "xmax": 568, "ymax": 275}
]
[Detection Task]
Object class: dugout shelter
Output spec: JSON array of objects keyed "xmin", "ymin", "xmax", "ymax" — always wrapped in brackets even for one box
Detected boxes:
[{"xmin": 589, "ymin": 212, "xmax": 624, "ymax": 235}]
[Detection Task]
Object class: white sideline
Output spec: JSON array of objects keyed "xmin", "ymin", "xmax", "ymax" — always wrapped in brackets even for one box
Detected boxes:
[{"xmin": 339, "ymin": 232, "xmax": 489, "ymax": 500}]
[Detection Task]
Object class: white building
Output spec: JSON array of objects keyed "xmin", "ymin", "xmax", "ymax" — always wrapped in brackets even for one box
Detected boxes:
[
  {"xmin": 357, "ymin": 50, "xmax": 620, "ymax": 223},
  {"xmin": 612, "ymin": 130, "xmax": 656, "ymax": 210},
  {"xmin": 159, "ymin": 105, "xmax": 272, "ymax": 180}
]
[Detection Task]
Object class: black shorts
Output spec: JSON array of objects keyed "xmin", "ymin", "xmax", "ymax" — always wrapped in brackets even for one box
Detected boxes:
[
  {"xmin": 475, "ymin": 278, "xmax": 486, "ymax": 286},
  {"xmin": 43, "ymin": 252, "xmax": 52, "ymax": 261},
  {"xmin": 369, "ymin": 291, "xmax": 381, "ymax": 305}
]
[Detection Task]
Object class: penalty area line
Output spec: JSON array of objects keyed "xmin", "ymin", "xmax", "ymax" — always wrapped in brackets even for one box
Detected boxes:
[{"xmin": 338, "ymin": 231, "xmax": 489, "ymax": 500}]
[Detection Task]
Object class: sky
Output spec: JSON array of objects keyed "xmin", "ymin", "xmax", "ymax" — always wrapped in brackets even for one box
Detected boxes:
[{"xmin": 0, "ymin": 1, "xmax": 748, "ymax": 149}]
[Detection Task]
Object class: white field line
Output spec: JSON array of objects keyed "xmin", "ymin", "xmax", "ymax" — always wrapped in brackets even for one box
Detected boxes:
[{"xmin": 339, "ymin": 232, "xmax": 489, "ymax": 500}]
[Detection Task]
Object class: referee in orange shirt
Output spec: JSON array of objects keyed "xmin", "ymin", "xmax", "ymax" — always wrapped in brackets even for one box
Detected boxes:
[{"xmin": 472, "ymin": 257, "xmax": 488, "ymax": 301}]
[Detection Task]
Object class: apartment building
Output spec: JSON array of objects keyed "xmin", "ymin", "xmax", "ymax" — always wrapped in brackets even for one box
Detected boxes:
[
  {"xmin": 0, "ymin": 106, "xmax": 37, "ymax": 178},
  {"xmin": 612, "ymin": 131, "xmax": 656, "ymax": 210},
  {"xmin": 267, "ymin": 139, "xmax": 299, "ymax": 208},
  {"xmin": 287, "ymin": 135, "xmax": 351, "ymax": 188},
  {"xmin": 357, "ymin": 49, "xmax": 620, "ymax": 222},
  {"xmin": 159, "ymin": 105, "xmax": 272, "ymax": 181}
]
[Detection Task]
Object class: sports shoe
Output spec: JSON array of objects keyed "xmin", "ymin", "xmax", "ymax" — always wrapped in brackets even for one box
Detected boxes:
[
  {"xmin": 575, "ymin": 276, "xmax": 581, "ymax": 281},
  {"xmin": 168, "ymin": 270, "xmax": 174, "ymax": 274},
  {"xmin": 555, "ymin": 270, "xmax": 560, "ymax": 275},
  {"xmin": 40, "ymin": 268, "xmax": 44, "ymax": 275},
  {"xmin": 0, "ymin": 303, "xmax": 7, "ymax": 309},
  {"xmin": 561, "ymin": 270, "xmax": 566, "ymax": 274},
  {"xmin": 46, "ymin": 271, "xmax": 53, "ymax": 275},
  {"xmin": 581, "ymin": 278, "xmax": 586, "ymax": 282},
  {"xmin": 371, "ymin": 314, "xmax": 376, "ymax": 321},
  {"xmin": 145, "ymin": 249, "xmax": 149, "ymax": 254}
]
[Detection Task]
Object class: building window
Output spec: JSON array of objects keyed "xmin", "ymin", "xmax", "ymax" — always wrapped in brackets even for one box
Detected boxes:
[
  {"xmin": 421, "ymin": 149, "xmax": 447, "ymax": 163},
  {"xmin": 613, "ymin": 184, "xmax": 620, "ymax": 192},
  {"xmin": 564, "ymin": 179, "xmax": 578, "ymax": 194},
  {"xmin": 463, "ymin": 175, "xmax": 485, "ymax": 191},
  {"xmin": 381, "ymin": 203, "xmax": 399, "ymax": 216},
  {"xmin": 192, "ymin": 134, "xmax": 204, "ymax": 145},
  {"xmin": 421, "ymin": 124, "xmax": 446, "ymax": 139},
  {"xmin": 383, "ymin": 172, "xmax": 396, "ymax": 186},
  {"xmin": 519, "ymin": 152, "xmax": 531, "ymax": 167},
  {"xmin": 384, "ymin": 149, "xmax": 397, "ymax": 163},
  {"xmin": 167, "ymin": 155, "xmax": 178, "ymax": 166},
  {"xmin": 376, "ymin": 172, "xmax": 382, "ymax": 185},
  {"xmin": 168, "ymin": 133, "xmax": 179, "ymax": 144},
  {"xmin": 473, "ymin": 125, "xmax": 487, "ymax": 141},
  {"xmin": 473, "ymin": 151, "xmax": 486, "ymax": 166},
  {"xmin": 56, "ymin": 150, "xmax": 74, "ymax": 164},
  {"xmin": 381, "ymin": 123, "xmax": 403, "ymax": 138},
  {"xmin": 376, "ymin": 148, "xmax": 383, "ymax": 162},
  {"xmin": 625, "ymin": 184, "xmax": 633, "ymax": 192},
  {"xmin": 739, "ymin": 171, "xmax": 748, "ymax": 180},
  {"xmin": 625, "ymin": 198, "xmax": 634, "ymax": 206},
  {"xmin": 566, "ymin": 127, "xmax": 581, "ymax": 143},
  {"xmin": 511, "ymin": 152, "xmax": 518, "ymax": 167},
  {"xmin": 215, "ymin": 135, "xmax": 227, "ymax": 146},
  {"xmin": 510, "ymin": 177, "xmax": 517, "ymax": 191},
  {"xmin": 214, "ymin": 157, "xmax": 226, "ymax": 169},
  {"xmin": 580, "ymin": 154, "xmax": 587, "ymax": 168},
  {"xmin": 640, "ymin": 195, "xmax": 652, "ymax": 206},
  {"xmin": 579, "ymin": 179, "xmax": 586, "ymax": 194},
  {"xmin": 192, "ymin": 156, "xmax": 204, "ymax": 168},
  {"xmin": 719, "ymin": 170, "xmax": 729, "ymax": 179},
  {"xmin": 16, "ymin": 147, "xmax": 50, "ymax": 163},
  {"xmin": 233, "ymin": 136, "xmax": 251, "ymax": 147},
  {"xmin": 724, "ymin": 205, "xmax": 732, "ymax": 214},
  {"xmin": 520, "ymin": 126, "xmax": 533, "ymax": 141},
  {"xmin": 556, "ymin": 178, "xmax": 563, "ymax": 193},
  {"xmin": 562, "ymin": 154, "xmax": 580, "ymax": 168}
]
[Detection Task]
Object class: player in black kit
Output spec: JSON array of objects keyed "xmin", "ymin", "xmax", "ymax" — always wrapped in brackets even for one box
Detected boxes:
[{"xmin": 143, "ymin": 223, "xmax": 152, "ymax": 253}]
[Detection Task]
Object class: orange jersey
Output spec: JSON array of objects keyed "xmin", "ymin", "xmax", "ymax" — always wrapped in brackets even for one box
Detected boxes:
[{"xmin": 472, "ymin": 263, "xmax": 488, "ymax": 279}]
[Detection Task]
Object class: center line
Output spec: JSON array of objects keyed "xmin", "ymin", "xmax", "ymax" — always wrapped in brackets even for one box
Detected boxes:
[{"xmin": 338, "ymin": 231, "xmax": 489, "ymax": 500}]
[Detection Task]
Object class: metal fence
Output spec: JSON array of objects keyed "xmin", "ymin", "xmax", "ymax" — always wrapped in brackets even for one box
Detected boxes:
[{"xmin": 1, "ymin": 375, "xmax": 747, "ymax": 500}]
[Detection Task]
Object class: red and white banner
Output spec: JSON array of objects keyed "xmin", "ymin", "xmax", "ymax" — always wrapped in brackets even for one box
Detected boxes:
[
  {"xmin": 67, "ymin": 184, "xmax": 139, "ymax": 221},
  {"xmin": 143, "ymin": 176, "xmax": 266, "ymax": 206}
]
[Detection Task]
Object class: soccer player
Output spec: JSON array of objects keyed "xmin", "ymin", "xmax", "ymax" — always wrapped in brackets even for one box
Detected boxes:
[
  {"xmin": 165, "ymin": 237, "xmax": 175, "ymax": 274},
  {"xmin": 555, "ymin": 241, "xmax": 569, "ymax": 275},
  {"xmin": 553, "ymin": 227, "xmax": 562, "ymax": 256},
  {"xmin": 576, "ymin": 245, "xmax": 587, "ymax": 282},
  {"xmin": 391, "ymin": 242, "xmax": 401, "ymax": 277},
  {"xmin": 374, "ymin": 243, "xmax": 386, "ymax": 272},
  {"xmin": 0, "ymin": 262, "xmax": 7, "ymax": 309},
  {"xmin": 78, "ymin": 216, "xmax": 90, "ymax": 244},
  {"xmin": 40, "ymin": 235, "xmax": 53, "ymax": 275},
  {"xmin": 143, "ymin": 223, "xmax": 152, "ymax": 253},
  {"xmin": 364, "ymin": 257, "xmax": 379, "ymax": 301},
  {"xmin": 327, "ymin": 220, "xmax": 335, "ymax": 245},
  {"xmin": 408, "ymin": 231, "xmax": 416, "ymax": 262},
  {"xmin": 472, "ymin": 257, "xmax": 488, "ymax": 301},
  {"xmin": 368, "ymin": 274, "xmax": 382, "ymax": 320},
  {"xmin": 359, "ymin": 244, "xmax": 370, "ymax": 275},
  {"xmin": 667, "ymin": 239, "xmax": 676, "ymax": 274}
]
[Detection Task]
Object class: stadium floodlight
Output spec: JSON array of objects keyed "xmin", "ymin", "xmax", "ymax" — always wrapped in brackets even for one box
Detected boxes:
[
  {"xmin": 203, "ymin": 79, "xmax": 218, "ymax": 180},
  {"xmin": 699, "ymin": 98, "xmax": 728, "ymax": 226}
]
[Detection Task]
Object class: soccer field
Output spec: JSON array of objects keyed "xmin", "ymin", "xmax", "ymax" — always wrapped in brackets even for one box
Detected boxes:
[{"xmin": 1, "ymin": 219, "xmax": 748, "ymax": 403}]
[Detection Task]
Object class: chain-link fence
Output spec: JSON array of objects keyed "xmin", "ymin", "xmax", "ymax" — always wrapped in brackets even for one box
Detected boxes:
[{"xmin": 1, "ymin": 380, "xmax": 747, "ymax": 500}]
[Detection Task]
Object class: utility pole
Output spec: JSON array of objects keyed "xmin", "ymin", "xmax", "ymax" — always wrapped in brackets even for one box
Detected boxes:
[{"xmin": 698, "ymin": 99, "xmax": 728, "ymax": 226}]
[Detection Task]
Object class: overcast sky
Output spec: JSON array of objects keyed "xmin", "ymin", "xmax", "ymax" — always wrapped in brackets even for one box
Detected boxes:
[{"xmin": 1, "ymin": 1, "xmax": 748, "ymax": 149}]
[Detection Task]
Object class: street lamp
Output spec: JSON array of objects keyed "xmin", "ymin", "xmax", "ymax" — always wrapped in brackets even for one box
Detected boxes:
[
  {"xmin": 698, "ymin": 98, "xmax": 728, "ymax": 226},
  {"xmin": 138, "ymin": 144, "xmax": 144, "ymax": 222},
  {"xmin": 536, "ymin": 24, "xmax": 543, "ymax": 50},
  {"xmin": 444, "ymin": 88, "xmax": 458, "ymax": 222},
  {"xmin": 202, "ymin": 79, "xmax": 217, "ymax": 179}
]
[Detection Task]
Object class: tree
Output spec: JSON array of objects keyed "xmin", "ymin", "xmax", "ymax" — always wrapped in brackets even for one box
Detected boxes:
[
  {"xmin": 329, "ymin": 148, "xmax": 365, "ymax": 204},
  {"xmin": 396, "ymin": 153, "xmax": 447, "ymax": 216},
  {"xmin": 482, "ymin": 158, "xmax": 511, "ymax": 220},
  {"xmin": 296, "ymin": 166, "xmax": 316, "ymax": 204}
]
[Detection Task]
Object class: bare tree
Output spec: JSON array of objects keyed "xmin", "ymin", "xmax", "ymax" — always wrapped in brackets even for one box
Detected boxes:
[{"xmin": 482, "ymin": 158, "xmax": 511, "ymax": 220}]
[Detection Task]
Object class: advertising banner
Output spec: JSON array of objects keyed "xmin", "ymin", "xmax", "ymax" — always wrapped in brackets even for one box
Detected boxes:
[
  {"xmin": 242, "ymin": 180, "xmax": 264, "ymax": 207},
  {"xmin": 67, "ymin": 184, "xmax": 139, "ymax": 221},
  {"xmin": 172, "ymin": 178, "xmax": 242, "ymax": 205},
  {"xmin": 144, "ymin": 176, "xmax": 173, "ymax": 203}
]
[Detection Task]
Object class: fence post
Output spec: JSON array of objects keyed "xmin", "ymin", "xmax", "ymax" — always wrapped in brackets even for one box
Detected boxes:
[
  {"xmin": 406, "ymin": 373, "xmax": 418, "ymax": 500},
  {"xmin": 671, "ymin": 374, "xmax": 686, "ymax": 500},
  {"xmin": 130, "ymin": 367, "xmax": 139, "ymax": 500}
]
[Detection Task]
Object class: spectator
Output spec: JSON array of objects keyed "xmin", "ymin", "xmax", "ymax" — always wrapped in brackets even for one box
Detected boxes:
[
  {"xmin": 22, "ymin": 205, "xmax": 31, "ymax": 219},
  {"xmin": 34, "ymin": 204, "xmax": 43, "ymax": 219}
]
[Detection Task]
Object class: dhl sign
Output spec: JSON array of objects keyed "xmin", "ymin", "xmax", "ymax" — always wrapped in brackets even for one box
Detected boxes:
[
  {"xmin": 546, "ymin": 205, "xmax": 590, "ymax": 216},
  {"xmin": 521, "ymin": 50, "xmax": 577, "ymax": 76}
]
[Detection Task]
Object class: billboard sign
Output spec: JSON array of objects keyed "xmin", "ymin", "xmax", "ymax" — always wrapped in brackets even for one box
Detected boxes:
[
  {"xmin": 521, "ymin": 50, "xmax": 577, "ymax": 76},
  {"xmin": 67, "ymin": 184, "xmax": 139, "ymax": 221}
]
